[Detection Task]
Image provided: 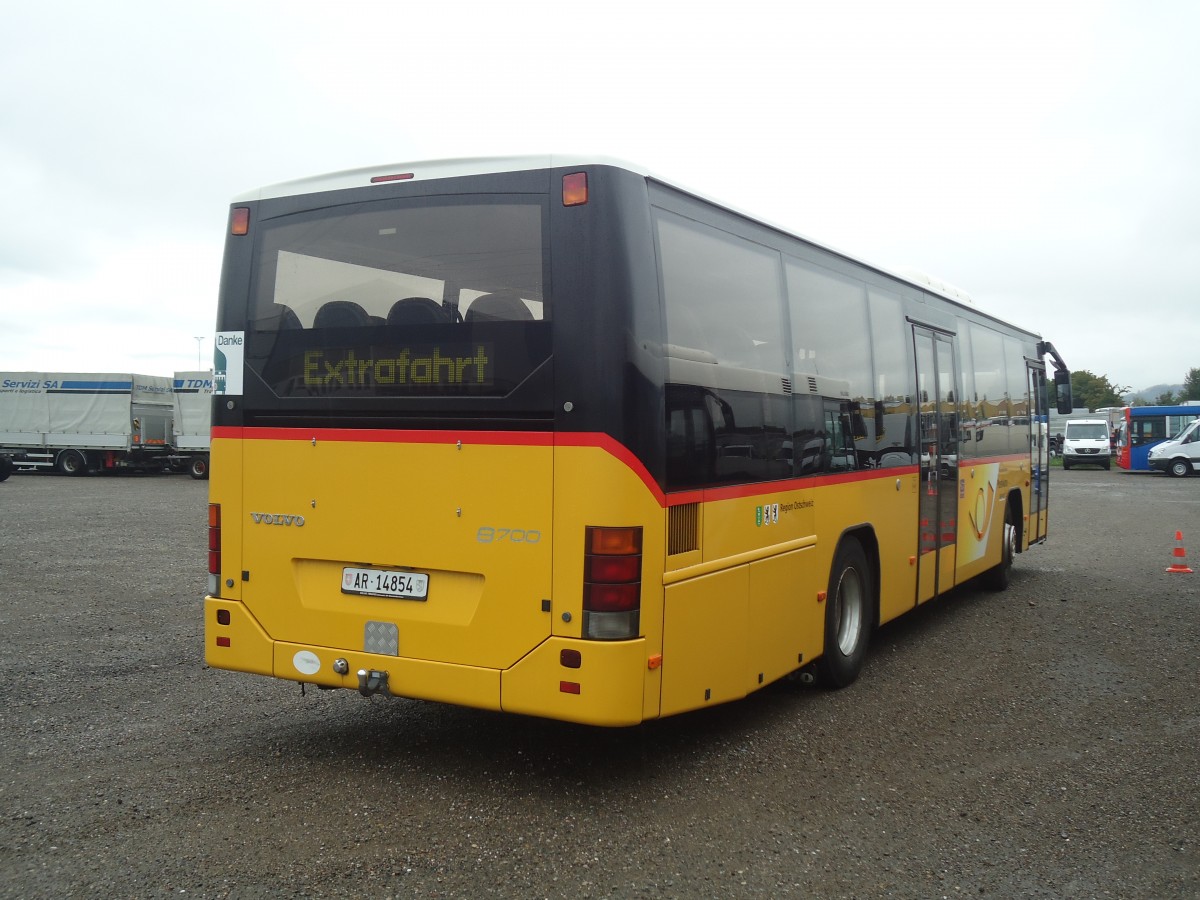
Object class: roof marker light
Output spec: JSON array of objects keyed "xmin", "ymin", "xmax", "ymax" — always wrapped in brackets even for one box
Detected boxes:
[
  {"xmin": 230, "ymin": 207, "xmax": 250, "ymax": 236},
  {"xmin": 562, "ymin": 172, "xmax": 588, "ymax": 206},
  {"xmin": 370, "ymin": 172, "xmax": 415, "ymax": 184}
]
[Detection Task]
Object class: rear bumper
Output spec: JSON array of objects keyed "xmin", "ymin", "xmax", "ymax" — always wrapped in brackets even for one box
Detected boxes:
[{"xmin": 205, "ymin": 597, "xmax": 652, "ymax": 726}]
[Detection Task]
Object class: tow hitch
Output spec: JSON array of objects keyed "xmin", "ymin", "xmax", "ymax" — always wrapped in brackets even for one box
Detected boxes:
[{"xmin": 357, "ymin": 668, "xmax": 391, "ymax": 698}]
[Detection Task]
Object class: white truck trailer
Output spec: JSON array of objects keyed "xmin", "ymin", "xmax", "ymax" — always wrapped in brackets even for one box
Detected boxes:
[
  {"xmin": 0, "ymin": 372, "xmax": 174, "ymax": 476},
  {"xmin": 170, "ymin": 370, "xmax": 213, "ymax": 479}
]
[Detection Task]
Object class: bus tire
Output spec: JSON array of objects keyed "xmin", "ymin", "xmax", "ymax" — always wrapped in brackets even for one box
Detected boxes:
[
  {"xmin": 984, "ymin": 501, "xmax": 1017, "ymax": 591},
  {"xmin": 57, "ymin": 450, "xmax": 88, "ymax": 476},
  {"xmin": 189, "ymin": 456, "xmax": 209, "ymax": 480},
  {"xmin": 0, "ymin": 457, "xmax": 11, "ymax": 482},
  {"xmin": 1169, "ymin": 458, "xmax": 1190, "ymax": 478},
  {"xmin": 816, "ymin": 538, "xmax": 872, "ymax": 689}
]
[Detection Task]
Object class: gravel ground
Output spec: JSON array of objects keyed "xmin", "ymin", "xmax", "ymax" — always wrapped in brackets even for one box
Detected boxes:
[{"xmin": 0, "ymin": 467, "xmax": 1196, "ymax": 898}]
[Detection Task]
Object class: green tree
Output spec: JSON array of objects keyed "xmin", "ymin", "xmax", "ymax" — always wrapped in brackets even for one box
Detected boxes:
[
  {"xmin": 1070, "ymin": 370, "xmax": 1130, "ymax": 411},
  {"xmin": 1156, "ymin": 390, "xmax": 1178, "ymax": 405},
  {"xmin": 1182, "ymin": 367, "xmax": 1200, "ymax": 402}
]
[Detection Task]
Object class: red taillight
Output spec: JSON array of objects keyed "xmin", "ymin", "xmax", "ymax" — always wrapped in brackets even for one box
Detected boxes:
[
  {"xmin": 230, "ymin": 207, "xmax": 250, "ymax": 236},
  {"xmin": 585, "ymin": 554, "xmax": 641, "ymax": 584},
  {"xmin": 562, "ymin": 172, "xmax": 588, "ymax": 206},
  {"xmin": 583, "ymin": 526, "xmax": 642, "ymax": 639},
  {"xmin": 207, "ymin": 503, "xmax": 221, "ymax": 580},
  {"xmin": 584, "ymin": 582, "xmax": 640, "ymax": 612}
]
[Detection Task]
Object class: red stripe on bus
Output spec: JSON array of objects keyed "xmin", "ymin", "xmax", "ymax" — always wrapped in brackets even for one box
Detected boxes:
[
  {"xmin": 210, "ymin": 425, "xmax": 553, "ymax": 446},
  {"xmin": 683, "ymin": 466, "xmax": 919, "ymax": 505},
  {"xmin": 213, "ymin": 426, "xmax": 984, "ymax": 509}
]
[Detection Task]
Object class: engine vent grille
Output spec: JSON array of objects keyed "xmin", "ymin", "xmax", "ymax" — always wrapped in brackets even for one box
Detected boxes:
[{"xmin": 668, "ymin": 502, "xmax": 700, "ymax": 555}]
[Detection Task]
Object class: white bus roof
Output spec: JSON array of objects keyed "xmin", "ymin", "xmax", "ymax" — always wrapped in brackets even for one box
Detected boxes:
[{"xmin": 232, "ymin": 155, "xmax": 997, "ymax": 321}]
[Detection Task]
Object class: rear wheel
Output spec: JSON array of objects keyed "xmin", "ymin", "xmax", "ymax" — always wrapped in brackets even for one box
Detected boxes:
[
  {"xmin": 816, "ymin": 539, "xmax": 872, "ymax": 688},
  {"xmin": 1169, "ymin": 458, "xmax": 1191, "ymax": 478},
  {"xmin": 189, "ymin": 455, "xmax": 209, "ymax": 480},
  {"xmin": 0, "ymin": 457, "xmax": 12, "ymax": 482},
  {"xmin": 984, "ymin": 501, "xmax": 1016, "ymax": 591},
  {"xmin": 57, "ymin": 450, "xmax": 88, "ymax": 476}
]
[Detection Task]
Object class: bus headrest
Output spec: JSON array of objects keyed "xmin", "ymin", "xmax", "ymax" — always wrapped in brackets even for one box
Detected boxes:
[
  {"xmin": 387, "ymin": 297, "xmax": 448, "ymax": 326},
  {"xmin": 465, "ymin": 293, "xmax": 533, "ymax": 323},
  {"xmin": 313, "ymin": 300, "xmax": 371, "ymax": 328}
]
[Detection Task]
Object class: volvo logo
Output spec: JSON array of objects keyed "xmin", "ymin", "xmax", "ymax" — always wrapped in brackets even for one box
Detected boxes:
[{"xmin": 250, "ymin": 512, "xmax": 306, "ymax": 526}]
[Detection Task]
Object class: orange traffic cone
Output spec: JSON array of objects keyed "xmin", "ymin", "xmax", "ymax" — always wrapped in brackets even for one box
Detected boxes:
[{"xmin": 1166, "ymin": 531, "xmax": 1194, "ymax": 574}]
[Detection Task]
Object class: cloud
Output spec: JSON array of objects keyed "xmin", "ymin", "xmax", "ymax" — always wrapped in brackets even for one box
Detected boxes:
[{"xmin": 1, "ymin": 0, "xmax": 1197, "ymax": 391}]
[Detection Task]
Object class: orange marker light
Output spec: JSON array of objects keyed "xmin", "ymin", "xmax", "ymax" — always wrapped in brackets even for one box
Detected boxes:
[
  {"xmin": 230, "ymin": 207, "xmax": 250, "ymax": 236},
  {"xmin": 562, "ymin": 172, "xmax": 588, "ymax": 206},
  {"xmin": 587, "ymin": 526, "xmax": 641, "ymax": 556}
]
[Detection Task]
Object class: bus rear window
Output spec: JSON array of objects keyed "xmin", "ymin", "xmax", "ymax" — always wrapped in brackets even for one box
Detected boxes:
[{"xmin": 246, "ymin": 198, "xmax": 549, "ymax": 398}]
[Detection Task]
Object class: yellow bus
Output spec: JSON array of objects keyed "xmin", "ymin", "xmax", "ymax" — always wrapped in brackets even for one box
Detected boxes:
[{"xmin": 204, "ymin": 156, "xmax": 1073, "ymax": 726}]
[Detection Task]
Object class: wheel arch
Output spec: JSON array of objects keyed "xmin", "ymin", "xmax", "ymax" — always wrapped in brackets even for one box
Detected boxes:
[
  {"xmin": 834, "ymin": 524, "xmax": 880, "ymax": 628},
  {"xmin": 56, "ymin": 448, "xmax": 90, "ymax": 475},
  {"xmin": 1006, "ymin": 488, "xmax": 1025, "ymax": 554}
]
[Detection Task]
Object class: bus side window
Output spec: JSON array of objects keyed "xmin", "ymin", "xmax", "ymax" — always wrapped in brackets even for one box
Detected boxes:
[
  {"xmin": 792, "ymin": 394, "xmax": 823, "ymax": 475},
  {"xmin": 825, "ymin": 402, "xmax": 859, "ymax": 472},
  {"xmin": 665, "ymin": 386, "xmax": 717, "ymax": 489}
]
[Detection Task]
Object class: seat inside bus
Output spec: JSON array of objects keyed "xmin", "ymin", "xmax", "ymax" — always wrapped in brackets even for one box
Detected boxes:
[
  {"xmin": 313, "ymin": 300, "xmax": 371, "ymax": 328},
  {"xmin": 387, "ymin": 297, "xmax": 449, "ymax": 326},
  {"xmin": 464, "ymin": 293, "xmax": 534, "ymax": 322}
]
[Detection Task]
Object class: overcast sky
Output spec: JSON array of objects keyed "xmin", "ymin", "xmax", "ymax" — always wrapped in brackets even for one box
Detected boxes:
[{"xmin": 2, "ymin": 1, "xmax": 1196, "ymax": 393}]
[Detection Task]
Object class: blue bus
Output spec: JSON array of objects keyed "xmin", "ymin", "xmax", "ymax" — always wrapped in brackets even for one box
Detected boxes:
[{"xmin": 1116, "ymin": 405, "xmax": 1200, "ymax": 471}]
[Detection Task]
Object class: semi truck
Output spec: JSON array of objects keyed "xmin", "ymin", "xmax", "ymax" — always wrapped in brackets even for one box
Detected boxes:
[
  {"xmin": 0, "ymin": 372, "xmax": 174, "ymax": 475},
  {"xmin": 170, "ymin": 371, "xmax": 213, "ymax": 479}
]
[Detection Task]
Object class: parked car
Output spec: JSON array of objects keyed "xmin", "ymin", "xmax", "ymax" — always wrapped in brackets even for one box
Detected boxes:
[
  {"xmin": 1062, "ymin": 419, "xmax": 1111, "ymax": 470},
  {"xmin": 1147, "ymin": 417, "xmax": 1200, "ymax": 477}
]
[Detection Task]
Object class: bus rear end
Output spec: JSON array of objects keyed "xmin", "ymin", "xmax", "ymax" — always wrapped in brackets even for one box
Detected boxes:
[{"xmin": 204, "ymin": 159, "xmax": 660, "ymax": 725}]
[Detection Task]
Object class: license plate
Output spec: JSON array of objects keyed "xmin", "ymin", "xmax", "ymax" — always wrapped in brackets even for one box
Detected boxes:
[{"xmin": 341, "ymin": 567, "xmax": 429, "ymax": 600}]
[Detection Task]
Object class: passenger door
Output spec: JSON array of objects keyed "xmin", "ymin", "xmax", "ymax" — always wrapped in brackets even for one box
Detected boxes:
[
  {"xmin": 913, "ymin": 326, "xmax": 958, "ymax": 602},
  {"xmin": 1027, "ymin": 365, "xmax": 1048, "ymax": 542}
]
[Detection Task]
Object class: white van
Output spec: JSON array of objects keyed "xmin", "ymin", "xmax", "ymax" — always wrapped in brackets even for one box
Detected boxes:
[
  {"xmin": 1147, "ymin": 417, "xmax": 1200, "ymax": 477},
  {"xmin": 1062, "ymin": 418, "xmax": 1112, "ymax": 470}
]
